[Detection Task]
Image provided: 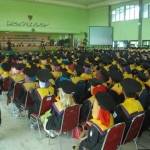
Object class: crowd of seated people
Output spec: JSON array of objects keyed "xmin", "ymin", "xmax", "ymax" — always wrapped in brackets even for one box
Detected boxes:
[{"xmin": 0, "ymin": 49, "xmax": 150, "ymax": 149}]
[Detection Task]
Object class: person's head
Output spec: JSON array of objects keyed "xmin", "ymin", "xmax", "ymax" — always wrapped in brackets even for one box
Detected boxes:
[
  {"xmin": 94, "ymin": 92, "xmax": 116, "ymax": 127},
  {"xmin": 121, "ymin": 78, "xmax": 142, "ymax": 98},
  {"xmin": 58, "ymin": 80, "xmax": 75, "ymax": 107},
  {"xmin": 11, "ymin": 63, "xmax": 25, "ymax": 74},
  {"xmin": 24, "ymin": 66, "xmax": 37, "ymax": 82},
  {"xmin": 1, "ymin": 62, "xmax": 11, "ymax": 72},
  {"xmin": 75, "ymin": 65, "xmax": 84, "ymax": 76},
  {"xmin": 37, "ymin": 68, "xmax": 52, "ymax": 88},
  {"xmin": 109, "ymin": 65, "xmax": 123, "ymax": 84},
  {"xmin": 89, "ymin": 78, "xmax": 107, "ymax": 95}
]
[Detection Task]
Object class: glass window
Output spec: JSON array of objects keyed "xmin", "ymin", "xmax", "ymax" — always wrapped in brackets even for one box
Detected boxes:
[
  {"xmin": 120, "ymin": 6, "xmax": 125, "ymax": 21},
  {"xmin": 116, "ymin": 8, "xmax": 120, "ymax": 21},
  {"xmin": 143, "ymin": 3, "xmax": 148, "ymax": 18},
  {"xmin": 125, "ymin": 5, "xmax": 130, "ymax": 20},
  {"xmin": 135, "ymin": 5, "xmax": 139, "ymax": 19},
  {"xmin": 130, "ymin": 5, "xmax": 135, "ymax": 20},
  {"xmin": 112, "ymin": 10, "xmax": 116, "ymax": 22},
  {"xmin": 112, "ymin": 6, "xmax": 125, "ymax": 22},
  {"xmin": 112, "ymin": 4, "xmax": 139, "ymax": 22},
  {"xmin": 125, "ymin": 5, "xmax": 139, "ymax": 20}
]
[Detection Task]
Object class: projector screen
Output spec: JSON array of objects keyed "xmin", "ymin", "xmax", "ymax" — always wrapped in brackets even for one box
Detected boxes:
[{"xmin": 89, "ymin": 26, "xmax": 113, "ymax": 45}]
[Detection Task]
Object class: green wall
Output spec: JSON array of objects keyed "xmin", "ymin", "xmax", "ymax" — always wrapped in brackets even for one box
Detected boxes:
[
  {"xmin": 142, "ymin": 0, "xmax": 150, "ymax": 40},
  {"xmin": 0, "ymin": 0, "xmax": 88, "ymax": 33},
  {"xmin": 111, "ymin": 1, "xmax": 139, "ymax": 41},
  {"xmin": 1, "ymin": 0, "xmax": 149, "ymax": 42},
  {"xmin": 112, "ymin": 21, "xmax": 139, "ymax": 40},
  {"xmin": 111, "ymin": 0, "xmax": 150, "ymax": 41},
  {"xmin": 142, "ymin": 19, "xmax": 150, "ymax": 40},
  {"xmin": 88, "ymin": 6, "xmax": 109, "ymax": 27}
]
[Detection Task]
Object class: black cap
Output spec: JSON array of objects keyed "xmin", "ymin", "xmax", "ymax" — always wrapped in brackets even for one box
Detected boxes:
[
  {"xmin": 109, "ymin": 67, "xmax": 123, "ymax": 82},
  {"xmin": 24, "ymin": 67, "xmax": 36, "ymax": 78},
  {"xmin": 1, "ymin": 63, "xmax": 11, "ymax": 72},
  {"xmin": 14, "ymin": 63, "xmax": 25, "ymax": 70},
  {"xmin": 100, "ymin": 67, "xmax": 110, "ymax": 82},
  {"xmin": 76, "ymin": 65, "xmax": 84, "ymax": 76},
  {"xmin": 95, "ymin": 92, "xmax": 116, "ymax": 111},
  {"xmin": 59, "ymin": 80, "xmax": 75, "ymax": 94},
  {"xmin": 37, "ymin": 69, "xmax": 52, "ymax": 82},
  {"xmin": 136, "ymin": 71, "xmax": 148, "ymax": 82},
  {"xmin": 121, "ymin": 78, "xmax": 142, "ymax": 95},
  {"xmin": 89, "ymin": 78, "xmax": 104, "ymax": 86}
]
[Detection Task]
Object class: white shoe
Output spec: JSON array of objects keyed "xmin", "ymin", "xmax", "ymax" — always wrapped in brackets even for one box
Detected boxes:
[{"xmin": 49, "ymin": 130, "xmax": 57, "ymax": 138}]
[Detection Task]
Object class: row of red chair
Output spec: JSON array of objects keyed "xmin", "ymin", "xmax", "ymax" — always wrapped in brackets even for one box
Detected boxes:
[
  {"xmin": 2, "ymin": 77, "xmax": 145, "ymax": 150},
  {"xmin": 100, "ymin": 113, "xmax": 145, "ymax": 150}
]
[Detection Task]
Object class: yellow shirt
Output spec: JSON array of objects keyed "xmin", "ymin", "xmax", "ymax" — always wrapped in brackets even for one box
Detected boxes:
[
  {"xmin": 1, "ymin": 71, "xmax": 10, "ymax": 78},
  {"xmin": 80, "ymin": 73, "xmax": 92, "ymax": 80},
  {"xmin": 37, "ymin": 86, "xmax": 54, "ymax": 99},
  {"xmin": 23, "ymin": 82, "xmax": 37, "ymax": 91},
  {"xmin": 71, "ymin": 76, "xmax": 81, "ymax": 84},
  {"xmin": 121, "ymin": 98, "xmax": 144, "ymax": 115},
  {"xmin": 52, "ymin": 71, "xmax": 62, "ymax": 79},
  {"xmin": 91, "ymin": 115, "xmax": 114, "ymax": 131},
  {"xmin": 11, "ymin": 74, "xmax": 25, "ymax": 82},
  {"xmin": 92, "ymin": 99, "xmax": 100, "ymax": 119},
  {"xmin": 111, "ymin": 83, "xmax": 123, "ymax": 95},
  {"xmin": 144, "ymin": 79, "xmax": 150, "ymax": 87},
  {"xmin": 0, "ymin": 67, "xmax": 4, "ymax": 75},
  {"xmin": 123, "ymin": 72, "xmax": 133, "ymax": 79}
]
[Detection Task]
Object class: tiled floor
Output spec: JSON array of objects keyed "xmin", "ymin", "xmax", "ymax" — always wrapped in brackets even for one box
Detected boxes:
[{"xmin": 0, "ymin": 94, "xmax": 150, "ymax": 150}]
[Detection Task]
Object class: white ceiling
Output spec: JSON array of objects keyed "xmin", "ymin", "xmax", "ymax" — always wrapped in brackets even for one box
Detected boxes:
[{"xmin": 21, "ymin": 0, "xmax": 132, "ymax": 8}]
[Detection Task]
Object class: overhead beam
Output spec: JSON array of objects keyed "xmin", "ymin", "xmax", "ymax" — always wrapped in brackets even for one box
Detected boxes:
[{"xmin": 14, "ymin": 0, "xmax": 134, "ymax": 9}]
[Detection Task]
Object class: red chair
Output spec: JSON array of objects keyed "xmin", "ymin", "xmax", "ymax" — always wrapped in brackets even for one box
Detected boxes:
[
  {"xmin": 2, "ymin": 77, "xmax": 11, "ymax": 92},
  {"xmin": 30, "ymin": 90, "xmax": 55, "ymax": 136},
  {"xmin": 15, "ymin": 85, "xmax": 34, "ymax": 117},
  {"xmin": 13, "ymin": 82, "xmax": 22, "ymax": 103},
  {"xmin": 98, "ymin": 122, "xmax": 126, "ymax": 150},
  {"xmin": 54, "ymin": 104, "xmax": 80, "ymax": 150},
  {"xmin": 7, "ymin": 78, "xmax": 24, "ymax": 105},
  {"xmin": 49, "ymin": 105, "xmax": 80, "ymax": 149},
  {"xmin": 122, "ymin": 113, "xmax": 145, "ymax": 149},
  {"xmin": 59, "ymin": 104, "xmax": 80, "ymax": 133}
]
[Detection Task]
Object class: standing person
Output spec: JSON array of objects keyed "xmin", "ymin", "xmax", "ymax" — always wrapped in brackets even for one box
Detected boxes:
[
  {"xmin": 40, "ymin": 39, "xmax": 46, "ymax": 51},
  {"xmin": 7, "ymin": 40, "xmax": 12, "ymax": 51}
]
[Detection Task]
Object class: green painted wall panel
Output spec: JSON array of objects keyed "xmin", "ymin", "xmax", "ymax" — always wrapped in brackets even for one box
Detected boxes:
[
  {"xmin": 88, "ymin": 6, "xmax": 109, "ymax": 26},
  {"xmin": 0, "ymin": 0, "xmax": 88, "ymax": 33},
  {"xmin": 112, "ymin": 21, "xmax": 139, "ymax": 40},
  {"xmin": 142, "ymin": 19, "xmax": 150, "ymax": 40}
]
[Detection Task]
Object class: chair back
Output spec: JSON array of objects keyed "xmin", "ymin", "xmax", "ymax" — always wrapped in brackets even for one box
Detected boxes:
[
  {"xmin": 101, "ymin": 123, "xmax": 126, "ymax": 150},
  {"xmin": 38, "ymin": 94, "xmax": 55, "ymax": 116},
  {"xmin": 123, "ymin": 113, "xmax": 145, "ymax": 144},
  {"xmin": 2, "ymin": 77, "xmax": 10, "ymax": 91},
  {"xmin": 24, "ymin": 91, "xmax": 34, "ymax": 108},
  {"xmin": 60, "ymin": 104, "xmax": 80, "ymax": 133},
  {"xmin": 79, "ymin": 100, "xmax": 91, "ymax": 124},
  {"xmin": 13, "ymin": 83, "xmax": 22, "ymax": 101}
]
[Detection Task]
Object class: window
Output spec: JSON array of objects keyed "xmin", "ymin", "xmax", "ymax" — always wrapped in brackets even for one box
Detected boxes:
[
  {"xmin": 125, "ymin": 5, "xmax": 139, "ymax": 20},
  {"xmin": 143, "ymin": 3, "xmax": 150, "ymax": 18},
  {"xmin": 112, "ymin": 10, "xmax": 116, "ymax": 22},
  {"xmin": 130, "ymin": 41, "xmax": 138, "ymax": 48},
  {"xmin": 112, "ymin": 6, "xmax": 125, "ymax": 22},
  {"xmin": 112, "ymin": 4, "xmax": 139, "ymax": 22},
  {"xmin": 120, "ymin": 6, "xmax": 125, "ymax": 21},
  {"xmin": 135, "ymin": 5, "xmax": 139, "ymax": 19}
]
